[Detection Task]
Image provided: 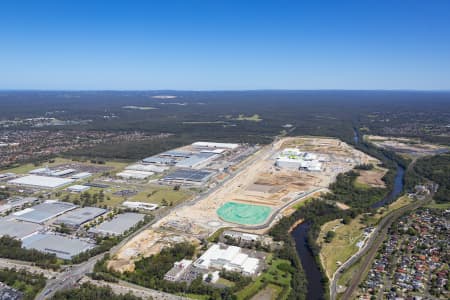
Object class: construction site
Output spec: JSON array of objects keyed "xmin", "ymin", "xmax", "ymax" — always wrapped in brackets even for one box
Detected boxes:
[{"xmin": 108, "ymin": 136, "xmax": 380, "ymax": 272}]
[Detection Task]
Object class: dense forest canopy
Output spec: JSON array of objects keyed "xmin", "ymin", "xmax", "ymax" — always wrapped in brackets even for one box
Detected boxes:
[
  {"xmin": 1, "ymin": 91, "xmax": 449, "ymax": 159},
  {"xmin": 411, "ymin": 153, "xmax": 450, "ymax": 203}
]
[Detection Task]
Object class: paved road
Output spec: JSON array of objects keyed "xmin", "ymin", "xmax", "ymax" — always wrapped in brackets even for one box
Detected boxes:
[
  {"xmin": 35, "ymin": 145, "xmax": 268, "ymax": 299},
  {"xmin": 238, "ymin": 187, "xmax": 324, "ymax": 231},
  {"xmin": 82, "ymin": 277, "xmax": 188, "ymax": 300},
  {"xmin": 330, "ymin": 199, "xmax": 428, "ymax": 300},
  {"xmin": 35, "ymin": 203, "xmax": 180, "ymax": 300}
]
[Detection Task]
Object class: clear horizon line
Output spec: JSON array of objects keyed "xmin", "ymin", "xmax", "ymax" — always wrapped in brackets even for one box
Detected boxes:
[{"xmin": 1, "ymin": 88, "xmax": 450, "ymax": 92}]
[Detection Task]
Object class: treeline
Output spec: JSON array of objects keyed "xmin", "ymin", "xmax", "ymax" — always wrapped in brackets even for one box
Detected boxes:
[
  {"xmin": 354, "ymin": 163, "xmax": 374, "ymax": 170},
  {"xmin": 0, "ymin": 268, "xmax": 46, "ymax": 300},
  {"xmin": 51, "ymin": 283, "xmax": 143, "ymax": 300},
  {"xmin": 409, "ymin": 153, "xmax": 450, "ymax": 203},
  {"xmin": 0, "ymin": 236, "xmax": 59, "ymax": 270},
  {"xmin": 98, "ymin": 243, "xmax": 237, "ymax": 299},
  {"xmin": 270, "ymin": 199, "xmax": 349, "ymax": 300},
  {"xmin": 324, "ymin": 170, "xmax": 388, "ymax": 209}
]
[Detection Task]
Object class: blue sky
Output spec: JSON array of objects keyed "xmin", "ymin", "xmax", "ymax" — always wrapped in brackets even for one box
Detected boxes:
[{"xmin": 1, "ymin": 0, "xmax": 450, "ymax": 90}]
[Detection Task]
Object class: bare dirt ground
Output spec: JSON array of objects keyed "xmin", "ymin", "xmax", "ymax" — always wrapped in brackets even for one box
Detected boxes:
[
  {"xmin": 109, "ymin": 136, "xmax": 379, "ymax": 272},
  {"xmin": 335, "ymin": 202, "xmax": 351, "ymax": 210},
  {"xmin": 366, "ymin": 135, "xmax": 448, "ymax": 157},
  {"xmin": 109, "ymin": 230, "xmax": 199, "ymax": 273},
  {"xmin": 355, "ymin": 167, "xmax": 388, "ymax": 188}
]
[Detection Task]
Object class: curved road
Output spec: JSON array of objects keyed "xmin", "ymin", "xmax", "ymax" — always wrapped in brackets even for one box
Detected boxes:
[{"xmin": 35, "ymin": 145, "xmax": 269, "ymax": 299}]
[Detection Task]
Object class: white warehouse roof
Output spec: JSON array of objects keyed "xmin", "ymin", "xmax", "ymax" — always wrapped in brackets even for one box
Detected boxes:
[
  {"xmin": 67, "ymin": 185, "xmax": 90, "ymax": 192},
  {"xmin": 192, "ymin": 142, "xmax": 239, "ymax": 149},
  {"xmin": 8, "ymin": 175, "xmax": 74, "ymax": 189},
  {"xmin": 193, "ymin": 243, "xmax": 261, "ymax": 276},
  {"xmin": 117, "ymin": 170, "xmax": 154, "ymax": 179},
  {"xmin": 126, "ymin": 164, "xmax": 168, "ymax": 173}
]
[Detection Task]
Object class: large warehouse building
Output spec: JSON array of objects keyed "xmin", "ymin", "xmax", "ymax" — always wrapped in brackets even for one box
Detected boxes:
[
  {"xmin": 89, "ymin": 212, "xmax": 145, "ymax": 236},
  {"xmin": 275, "ymin": 149, "xmax": 323, "ymax": 172},
  {"xmin": 193, "ymin": 243, "xmax": 263, "ymax": 276},
  {"xmin": 54, "ymin": 207, "xmax": 107, "ymax": 228},
  {"xmin": 14, "ymin": 201, "xmax": 77, "ymax": 224},
  {"xmin": 8, "ymin": 175, "xmax": 74, "ymax": 189},
  {"xmin": 192, "ymin": 141, "xmax": 239, "ymax": 150},
  {"xmin": 0, "ymin": 218, "xmax": 42, "ymax": 240},
  {"xmin": 162, "ymin": 169, "xmax": 214, "ymax": 185},
  {"xmin": 22, "ymin": 233, "xmax": 94, "ymax": 260}
]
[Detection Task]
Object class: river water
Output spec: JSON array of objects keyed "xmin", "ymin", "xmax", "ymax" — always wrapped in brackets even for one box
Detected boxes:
[
  {"xmin": 291, "ymin": 129, "xmax": 405, "ymax": 299},
  {"xmin": 292, "ymin": 222, "xmax": 325, "ymax": 299}
]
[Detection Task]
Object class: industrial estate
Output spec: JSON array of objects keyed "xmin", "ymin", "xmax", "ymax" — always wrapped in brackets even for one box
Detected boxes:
[{"xmin": 0, "ymin": 133, "xmax": 448, "ymax": 300}]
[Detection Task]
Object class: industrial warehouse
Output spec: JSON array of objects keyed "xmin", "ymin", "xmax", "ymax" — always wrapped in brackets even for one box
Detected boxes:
[
  {"xmin": 0, "ymin": 196, "xmax": 148, "ymax": 260},
  {"xmin": 21, "ymin": 233, "xmax": 94, "ymax": 260},
  {"xmin": 88, "ymin": 212, "xmax": 145, "ymax": 236},
  {"xmin": 53, "ymin": 207, "xmax": 107, "ymax": 228},
  {"xmin": 8, "ymin": 174, "xmax": 75, "ymax": 189},
  {"xmin": 0, "ymin": 218, "xmax": 43, "ymax": 240},
  {"xmin": 126, "ymin": 141, "xmax": 244, "ymax": 186},
  {"xmin": 193, "ymin": 243, "xmax": 264, "ymax": 276},
  {"xmin": 275, "ymin": 148, "xmax": 324, "ymax": 171},
  {"xmin": 14, "ymin": 201, "xmax": 77, "ymax": 224},
  {"xmin": 162, "ymin": 169, "xmax": 214, "ymax": 185}
]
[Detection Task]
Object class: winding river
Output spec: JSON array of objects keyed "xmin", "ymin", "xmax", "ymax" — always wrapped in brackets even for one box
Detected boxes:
[{"xmin": 291, "ymin": 129, "xmax": 405, "ymax": 299}]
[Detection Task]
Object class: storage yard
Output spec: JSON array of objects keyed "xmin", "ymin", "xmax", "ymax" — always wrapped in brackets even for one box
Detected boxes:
[{"xmin": 109, "ymin": 137, "xmax": 379, "ymax": 272}]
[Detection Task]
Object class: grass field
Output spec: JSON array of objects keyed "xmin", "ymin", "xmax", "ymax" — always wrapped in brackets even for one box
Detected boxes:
[
  {"xmin": 250, "ymin": 283, "xmax": 284, "ymax": 300},
  {"xmin": 319, "ymin": 195, "xmax": 412, "ymax": 279},
  {"xmin": 425, "ymin": 201, "xmax": 450, "ymax": 210},
  {"xmin": 100, "ymin": 185, "xmax": 192, "ymax": 208},
  {"xmin": 2, "ymin": 157, "xmax": 74, "ymax": 174},
  {"xmin": 235, "ymin": 257, "xmax": 291, "ymax": 300},
  {"xmin": 318, "ymin": 217, "xmax": 365, "ymax": 279},
  {"xmin": 353, "ymin": 180, "xmax": 370, "ymax": 190},
  {"xmin": 293, "ymin": 196, "xmax": 315, "ymax": 209},
  {"xmin": 2, "ymin": 157, "xmax": 128, "ymax": 174}
]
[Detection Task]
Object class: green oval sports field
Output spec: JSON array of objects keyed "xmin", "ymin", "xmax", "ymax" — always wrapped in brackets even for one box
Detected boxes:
[{"xmin": 217, "ymin": 201, "xmax": 272, "ymax": 225}]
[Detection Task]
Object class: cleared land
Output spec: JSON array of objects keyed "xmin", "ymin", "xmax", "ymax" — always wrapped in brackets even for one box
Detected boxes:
[
  {"xmin": 355, "ymin": 167, "xmax": 388, "ymax": 188},
  {"xmin": 365, "ymin": 135, "xmax": 448, "ymax": 158},
  {"xmin": 109, "ymin": 136, "xmax": 379, "ymax": 272},
  {"xmin": 231, "ymin": 114, "xmax": 263, "ymax": 122}
]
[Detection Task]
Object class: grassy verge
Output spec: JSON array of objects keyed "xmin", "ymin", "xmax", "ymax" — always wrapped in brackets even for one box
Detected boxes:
[
  {"xmin": 318, "ymin": 196, "xmax": 412, "ymax": 280},
  {"xmin": 318, "ymin": 217, "xmax": 365, "ymax": 278}
]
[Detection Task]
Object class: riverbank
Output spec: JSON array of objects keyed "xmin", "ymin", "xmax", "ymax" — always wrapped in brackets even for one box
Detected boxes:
[{"xmin": 288, "ymin": 219, "xmax": 303, "ymax": 233}]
